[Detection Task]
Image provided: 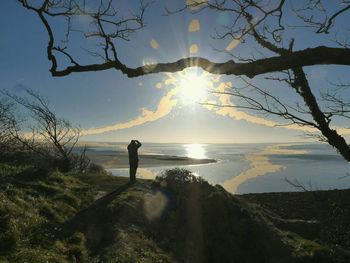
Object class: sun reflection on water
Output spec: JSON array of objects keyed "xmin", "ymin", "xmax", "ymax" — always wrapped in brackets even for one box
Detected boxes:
[{"xmin": 184, "ymin": 144, "xmax": 207, "ymax": 159}]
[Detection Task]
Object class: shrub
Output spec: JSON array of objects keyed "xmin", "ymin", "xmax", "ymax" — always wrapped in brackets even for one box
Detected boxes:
[
  {"xmin": 154, "ymin": 168, "xmax": 207, "ymax": 194},
  {"xmin": 87, "ymin": 163, "xmax": 107, "ymax": 174}
]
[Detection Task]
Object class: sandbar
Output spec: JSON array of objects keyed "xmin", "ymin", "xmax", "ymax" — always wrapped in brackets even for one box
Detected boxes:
[{"xmin": 86, "ymin": 150, "xmax": 217, "ymax": 169}]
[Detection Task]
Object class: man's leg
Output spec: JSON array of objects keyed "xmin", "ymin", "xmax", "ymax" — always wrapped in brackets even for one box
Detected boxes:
[
  {"xmin": 130, "ymin": 164, "xmax": 136, "ymax": 182},
  {"xmin": 134, "ymin": 163, "xmax": 138, "ymax": 181}
]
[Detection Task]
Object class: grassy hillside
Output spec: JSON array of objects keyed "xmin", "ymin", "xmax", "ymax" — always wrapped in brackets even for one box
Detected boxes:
[
  {"xmin": 241, "ymin": 189, "xmax": 350, "ymax": 252},
  {"xmin": 1, "ymin": 166, "xmax": 350, "ymax": 262},
  {"xmin": 0, "ymin": 164, "xmax": 95, "ymax": 262}
]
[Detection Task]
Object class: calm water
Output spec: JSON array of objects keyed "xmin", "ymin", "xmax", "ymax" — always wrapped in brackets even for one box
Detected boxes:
[{"xmin": 95, "ymin": 143, "xmax": 350, "ymax": 194}]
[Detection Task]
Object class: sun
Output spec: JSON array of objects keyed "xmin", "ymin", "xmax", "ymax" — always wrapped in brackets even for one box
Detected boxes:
[{"xmin": 177, "ymin": 70, "xmax": 209, "ymax": 105}]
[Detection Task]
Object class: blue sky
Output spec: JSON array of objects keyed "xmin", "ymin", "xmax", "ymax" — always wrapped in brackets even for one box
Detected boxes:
[{"xmin": 1, "ymin": 0, "xmax": 350, "ymax": 143}]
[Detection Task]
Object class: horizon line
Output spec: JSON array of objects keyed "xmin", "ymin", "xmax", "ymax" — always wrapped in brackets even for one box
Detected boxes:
[{"xmin": 77, "ymin": 140, "xmax": 322, "ymax": 145}]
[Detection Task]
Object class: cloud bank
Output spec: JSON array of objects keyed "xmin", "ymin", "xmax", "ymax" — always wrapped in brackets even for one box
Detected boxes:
[
  {"xmin": 208, "ymin": 81, "xmax": 317, "ymax": 133},
  {"xmin": 81, "ymin": 87, "xmax": 178, "ymax": 136}
]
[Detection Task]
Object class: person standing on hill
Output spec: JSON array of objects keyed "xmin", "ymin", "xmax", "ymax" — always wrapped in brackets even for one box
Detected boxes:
[{"xmin": 127, "ymin": 139, "xmax": 142, "ymax": 182}]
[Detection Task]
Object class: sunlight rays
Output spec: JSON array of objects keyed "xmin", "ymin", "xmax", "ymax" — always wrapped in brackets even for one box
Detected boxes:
[{"xmin": 78, "ymin": 12, "xmax": 324, "ymax": 138}]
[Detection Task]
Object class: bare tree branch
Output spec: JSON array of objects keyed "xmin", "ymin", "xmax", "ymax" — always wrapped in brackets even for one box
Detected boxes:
[
  {"xmin": 2, "ymin": 88, "xmax": 81, "ymax": 172},
  {"xmin": 18, "ymin": 0, "xmax": 350, "ymax": 163},
  {"xmin": 19, "ymin": 0, "xmax": 350, "ymax": 78}
]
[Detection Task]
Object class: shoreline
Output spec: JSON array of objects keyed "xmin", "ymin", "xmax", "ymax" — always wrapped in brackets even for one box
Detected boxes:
[{"xmin": 86, "ymin": 151, "xmax": 217, "ymax": 169}]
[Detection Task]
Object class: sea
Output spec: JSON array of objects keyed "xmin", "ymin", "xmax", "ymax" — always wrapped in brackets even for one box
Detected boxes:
[{"xmin": 89, "ymin": 143, "xmax": 350, "ymax": 194}]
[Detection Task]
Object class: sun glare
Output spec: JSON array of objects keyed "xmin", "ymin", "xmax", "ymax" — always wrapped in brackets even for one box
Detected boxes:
[
  {"xmin": 185, "ymin": 144, "xmax": 207, "ymax": 159},
  {"xmin": 178, "ymin": 71, "xmax": 209, "ymax": 104}
]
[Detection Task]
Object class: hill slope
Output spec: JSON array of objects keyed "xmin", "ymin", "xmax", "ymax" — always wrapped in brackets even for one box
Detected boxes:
[
  {"xmin": 1, "ymin": 166, "xmax": 350, "ymax": 262},
  {"xmin": 65, "ymin": 169, "xmax": 350, "ymax": 263}
]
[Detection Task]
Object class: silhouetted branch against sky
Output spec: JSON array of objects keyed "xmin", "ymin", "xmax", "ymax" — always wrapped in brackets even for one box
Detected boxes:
[
  {"xmin": 1, "ymin": 88, "xmax": 81, "ymax": 171},
  {"xmin": 18, "ymin": 0, "xmax": 350, "ymax": 78},
  {"xmin": 17, "ymin": 0, "xmax": 350, "ymax": 161}
]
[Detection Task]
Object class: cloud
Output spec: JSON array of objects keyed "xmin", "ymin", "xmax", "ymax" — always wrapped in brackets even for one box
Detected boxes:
[
  {"xmin": 79, "ymin": 71, "xmax": 350, "ymax": 138},
  {"xmin": 212, "ymin": 82, "xmax": 277, "ymax": 127},
  {"xmin": 208, "ymin": 82, "xmax": 317, "ymax": 133},
  {"xmin": 337, "ymin": 127, "xmax": 350, "ymax": 135},
  {"xmin": 188, "ymin": 19, "xmax": 200, "ymax": 32},
  {"xmin": 150, "ymin": 39, "xmax": 159, "ymax": 49},
  {"xmin": 81, "ymin": 87, "xmax": 178, "ymax": 136},
  {"xmin": 211, "ymin": 81, "xmax": 349, "ymax": 134}
]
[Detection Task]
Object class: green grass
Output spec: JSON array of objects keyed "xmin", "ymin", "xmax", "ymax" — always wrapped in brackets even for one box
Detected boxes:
[
  {"xmin": 0, "ymin": 164, "xmax": 138, "ymax": 262},
  {"xmin": 101, "ymin": 227, "xmax": 176, "ymax": 263},
  {"xmin": 75, "ymin": 172, "xmax": 130, "ymax": 193},
  {"xmin": 0, "ymin": 164, "xmax": 95, "ymax": 262},
  {"xmin": 1, "ymin": 165, "xmax": 350, "ymax": 263}
]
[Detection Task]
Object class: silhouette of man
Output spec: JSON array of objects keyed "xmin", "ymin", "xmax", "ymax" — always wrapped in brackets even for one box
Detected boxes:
[{"xmin": 127, "ymin": 139, "xmax": 142, "ymax": 182}]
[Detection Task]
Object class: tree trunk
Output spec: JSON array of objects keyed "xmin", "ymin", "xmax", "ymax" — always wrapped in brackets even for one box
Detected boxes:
[{"xmin": 293, "ymin": 67, "xmax": 350, "ymax": 161}]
